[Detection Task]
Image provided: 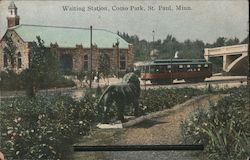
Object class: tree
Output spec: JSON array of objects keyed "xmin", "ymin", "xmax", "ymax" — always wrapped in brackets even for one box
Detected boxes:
[
  {"xmin": 213, "ymin": 37, "xmax": 226, "ymax": 47},
  {"xmin": 225, "ymin": 37, "xmax": 239, "ymax": 46},
  {"xmin": 3, "ymin": 34, "xmax": 17, "ymax": 68},
  {"xmin": 98, "ymin": 53, "xmax": 111, "ymax": 84},
  {"xmin": 160, "ymin": 35, "xmax": 180, "ymax": 58},
  {"xmin": 22, "ymin": 36, "xmax": 59, "ymax": 97},
  {"xmin": 241, "ymin": 35, "xmax": 249, "ymax": 44}
]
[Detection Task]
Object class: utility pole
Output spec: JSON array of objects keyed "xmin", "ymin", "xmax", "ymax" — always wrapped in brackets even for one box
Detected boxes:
[
  {"xmin": 89, "ymin": 25, "xmax": 93, "ymax": 89},
  {"xmin": 152, "ymin": 30, "xmax": 155, "ymax": 59}
]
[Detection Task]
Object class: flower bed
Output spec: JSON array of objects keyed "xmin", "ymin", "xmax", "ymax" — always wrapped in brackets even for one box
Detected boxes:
[
  {"xmin": 181, "ymin": 86, "xmax": 249, "ymax": 160},
  {"xmin": 0, "ymin": 93, "xmax": 97, "ymax": 159},
  {"xmin": 138, "ymin": 87, "xmax": 205, "ymax": 115}
]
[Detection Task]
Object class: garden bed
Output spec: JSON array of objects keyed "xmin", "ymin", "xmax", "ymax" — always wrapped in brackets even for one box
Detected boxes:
[{"xmin": 0, "ymin": 87, "xmax": 208, "ymax": 159}]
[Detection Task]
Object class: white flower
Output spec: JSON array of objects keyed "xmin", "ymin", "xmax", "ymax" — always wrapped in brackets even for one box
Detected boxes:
[
  {"xmin": 14, "ymin": 118, "xmax": 18, "ymax": 123},
  {"xmin": 79, "ymin": 121, "xmax": 83, "ymax": 124},
  {"xmin": 31, "ymin": 129, "xmax": 34, "ymax": 133},
  {"xmin": 14, "ymin": 117, "xmax": 22, "ymax": 123},
  {"xmin": 16, "ymin": 151, "xmax": 20, "ymax": 155},
  {"xmin": 7, "ymin": 130, "xmax": 13, "ymax": 134},
  {"xmin": 194, "ymin": 131, "xmax": 199, "ymax": 135},
  {"xmin": 38, "ymin": 115, "xmax": 43, "ymax": 119}
]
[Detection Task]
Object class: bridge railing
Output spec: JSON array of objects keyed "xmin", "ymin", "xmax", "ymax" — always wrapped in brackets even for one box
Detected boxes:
[{"xmin": 204, "ymin": 44, "xmax": 248, "ymax": 57}]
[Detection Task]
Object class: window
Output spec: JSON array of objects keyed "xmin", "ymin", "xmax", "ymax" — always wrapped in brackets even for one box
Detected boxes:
[
  {"xmin": 84, "ymin": 54, "xmax": 88, "ymax": 71},
  {"xmin": 187, "ymin": 65, "xmax": 191, "ymax": 68},
  {"xmin": 204, "ymin": 64, "xmax": 208, "ymax": 68},
  {"xmin": 3, "ymin": 54, "xmax": 8, "ymax": 67},
  {"xmin": 167, "ymin": 65, "xmax": 171, "ymax": 69},
  {"xmin": 179, "ymin": 65, "xmax": 183, "ymax": 69},
  {"xmin": 198, "ymin": 64, "xmax": 201, "ymax": 68},
  {"xmin": 120, "ymin": 53, "xmax": 126, "ymax": 70},
  {"xmin": 149, "ymin": 66, "xmax": 155, "ymax": 73},
  {"xmin": 145, "ymin": 66, "xmax": 149, "ymax": 73},
  {"xmin": 60, "ymin": 54, "xmax": 73, "ymax": 71},
  {"xmin": 17, "ymin": 52, "xmax": 22, "ymax": 68}
]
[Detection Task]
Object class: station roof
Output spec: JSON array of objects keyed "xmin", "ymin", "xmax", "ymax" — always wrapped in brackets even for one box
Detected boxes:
[{"xmin": 8, "ymin": 24, "xmax": 130, "ymax": 49}]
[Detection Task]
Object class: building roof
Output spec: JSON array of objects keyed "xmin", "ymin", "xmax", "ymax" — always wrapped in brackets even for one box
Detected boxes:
[
  {"xmin": 8, "ymin": 1, "xmax": 17, "ymax": 9},
  {"xmin": 9, "ymin": 24, "xmax": 130, "ymax": 49}
]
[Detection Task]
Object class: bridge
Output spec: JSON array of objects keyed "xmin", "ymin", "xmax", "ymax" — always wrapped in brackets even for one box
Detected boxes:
[{"xmin": 204, "ymin": 44, "xmax": 248, "ymax": 75}]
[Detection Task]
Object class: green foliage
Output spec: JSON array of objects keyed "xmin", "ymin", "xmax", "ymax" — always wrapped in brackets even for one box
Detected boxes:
[
  {"xmin": 3, "ymin": 34, "xmax": 17, "ymax": 68},
  {"xmin": 181, "ymin": 86, "xmax": 249, "ymax": 160},
  {"xmin": 21, "ymin": 36, "xmax": 73, "ymax": 96},
  {"xmin": 138, "ymin": 87, "xmax": 205, "ymax": 115},
  {"xmin": 98, "ymin": 53, "xmax": 111, "ymax": 79},
  {"xmin": 0, "ymin": 70, "xmax": 23, "ymax": 90},
  {"xmin": 118, "ymin": 32, "xmax": 242, "ymax": 62},
  {"xmin": 0, "ymin": 70, "xmax": 75, "ymax": 91},
  {"xmin": 0, "ymin": 93, "xmax": 98, "ymax": 159}
]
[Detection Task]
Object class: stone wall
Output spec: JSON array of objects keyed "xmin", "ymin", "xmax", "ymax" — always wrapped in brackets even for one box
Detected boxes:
[{"xmin": 0, "ymin": 30, "xmax": 29, "ymax": 73}]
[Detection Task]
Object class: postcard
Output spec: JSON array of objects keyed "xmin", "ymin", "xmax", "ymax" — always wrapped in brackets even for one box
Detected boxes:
[{"xmin": 0, "ymin": 0, "xmax": 249, "ymax": 160}]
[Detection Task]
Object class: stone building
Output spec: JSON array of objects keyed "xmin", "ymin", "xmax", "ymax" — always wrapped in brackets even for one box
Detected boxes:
[{"xmin": 0, "ymin": 1, "xmax": 134, "ymax": 74}]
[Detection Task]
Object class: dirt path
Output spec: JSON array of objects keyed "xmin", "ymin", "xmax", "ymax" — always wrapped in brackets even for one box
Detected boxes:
[{"xmin": 72, "ymin": 94, "xmax": 223, "ymax": 160}]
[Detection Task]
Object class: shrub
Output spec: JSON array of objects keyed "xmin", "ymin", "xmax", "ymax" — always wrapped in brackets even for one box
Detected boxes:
[
  {"xmin": 0, "ymin": 70, "xmax": 75, "ymax": 91},
  {"xmin": 0, "ymin": 93, "xmax": 97, "ymax": 159},
  {"xmin": 138, "ymin": 87, "xmax": 205, "ymax": 115},
  {"xmin": 0, "ymin": 70, "xmax": 24, "ymax": 91},
  {"xmin": 181, "ymin": 86, "xmax": 250, "ymax": 160}
]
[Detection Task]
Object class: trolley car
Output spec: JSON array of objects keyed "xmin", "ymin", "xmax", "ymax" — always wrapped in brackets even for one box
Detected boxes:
[{"xmin": 140, "ymin": 59, "xmax": 212, "ymax": 84}]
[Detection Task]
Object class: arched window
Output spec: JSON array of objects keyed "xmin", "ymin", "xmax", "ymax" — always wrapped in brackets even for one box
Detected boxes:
[
  {"xmin": 3, "ymin": 53, "xmax": 8, "ymax": 67},
  {"xmin": 17, "ymin": 52, "xmax": 22, "ymax": 68},
  {"xmin": 84, "ymin": 54, "xmax": 88, "ymax": 71},
  {"xmin": 120, "ymin": 52, "xmax": 126, "ymax": 70}
]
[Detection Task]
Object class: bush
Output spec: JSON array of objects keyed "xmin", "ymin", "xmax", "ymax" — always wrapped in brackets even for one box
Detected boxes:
[
  {"xmin": 0, "ymin": 70, "xmax": 24, "ymax": 91},
  {"xmin": 0, "ymin": 70, "xmax": 75, "ymax": 91},
  {"xmin": 181, "ymin": 86, "xmax": 250, "ymax": 160},
  {"xmin": 0, "ymin": 93, "xmax": 97, "ymax": 159},
  {"xmin": 38, "ymin": 76, "xmax": 75, "ymax": 89},
  {"xmin": 138, "ymin": 87, "xmax": 205, "ymax": 115}
]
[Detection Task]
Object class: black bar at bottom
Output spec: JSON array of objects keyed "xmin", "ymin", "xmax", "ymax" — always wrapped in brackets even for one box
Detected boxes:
[{"xmin": 73, "ymin": 145, "xmax": 204, "ymax": 152}]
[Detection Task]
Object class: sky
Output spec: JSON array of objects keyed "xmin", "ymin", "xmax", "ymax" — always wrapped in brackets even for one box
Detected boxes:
[{"xmin": 0, "ymin": 0, "xmax": 249, "ymax": 43}]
